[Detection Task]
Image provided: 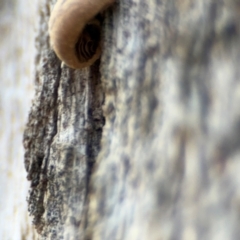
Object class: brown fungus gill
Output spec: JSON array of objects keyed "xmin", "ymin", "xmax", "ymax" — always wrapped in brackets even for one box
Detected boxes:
[{"xmin": 48, "ymin": 0, "xmax": 114, "ymax": 69}]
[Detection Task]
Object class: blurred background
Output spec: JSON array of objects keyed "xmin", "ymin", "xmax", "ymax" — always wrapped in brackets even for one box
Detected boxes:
[{"xmin": 0, "ymin": 0, "xmax": 40, "ymax": 238}]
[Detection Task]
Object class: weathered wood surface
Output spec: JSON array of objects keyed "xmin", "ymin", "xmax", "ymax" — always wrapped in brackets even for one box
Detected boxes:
[
  {"xmin": 24, "ymin": 0, "xmax": 240, "ymax": 239},
  {"xmin": 23, "ymin": 0, "xmax": 104, "ymax": 238}
]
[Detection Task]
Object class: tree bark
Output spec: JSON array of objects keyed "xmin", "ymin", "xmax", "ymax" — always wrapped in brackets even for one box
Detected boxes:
[
  {"xmin": 24, "ymin": 0, "xmax": 105, "ymax": 238},
  {"xmin": 24, "ymin": 0, "xmax": 240, "ymax": 239}
]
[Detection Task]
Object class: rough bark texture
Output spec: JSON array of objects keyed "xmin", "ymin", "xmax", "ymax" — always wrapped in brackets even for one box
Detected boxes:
[
  {"xmin": 24, "ymin": 0, "xmax": 240, "ymax": 239},
  {"xmin": 23, "ymin": 0, "xmax": 104, "ymax": 238}
]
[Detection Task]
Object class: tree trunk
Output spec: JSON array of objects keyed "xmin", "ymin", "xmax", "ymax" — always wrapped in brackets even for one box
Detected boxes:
[{"xmin": 24, "ymin": 0, "xmax": 240, "ymax": 239}]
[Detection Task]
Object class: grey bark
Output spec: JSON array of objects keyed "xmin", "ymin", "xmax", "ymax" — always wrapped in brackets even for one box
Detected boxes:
[
  {"xmin": 23, "ymin": 0, "xmax": 104, "ymax": 238},
  {"xmin": 24, "ymin": 0, "xmax": 240, "ymax": 239}
]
